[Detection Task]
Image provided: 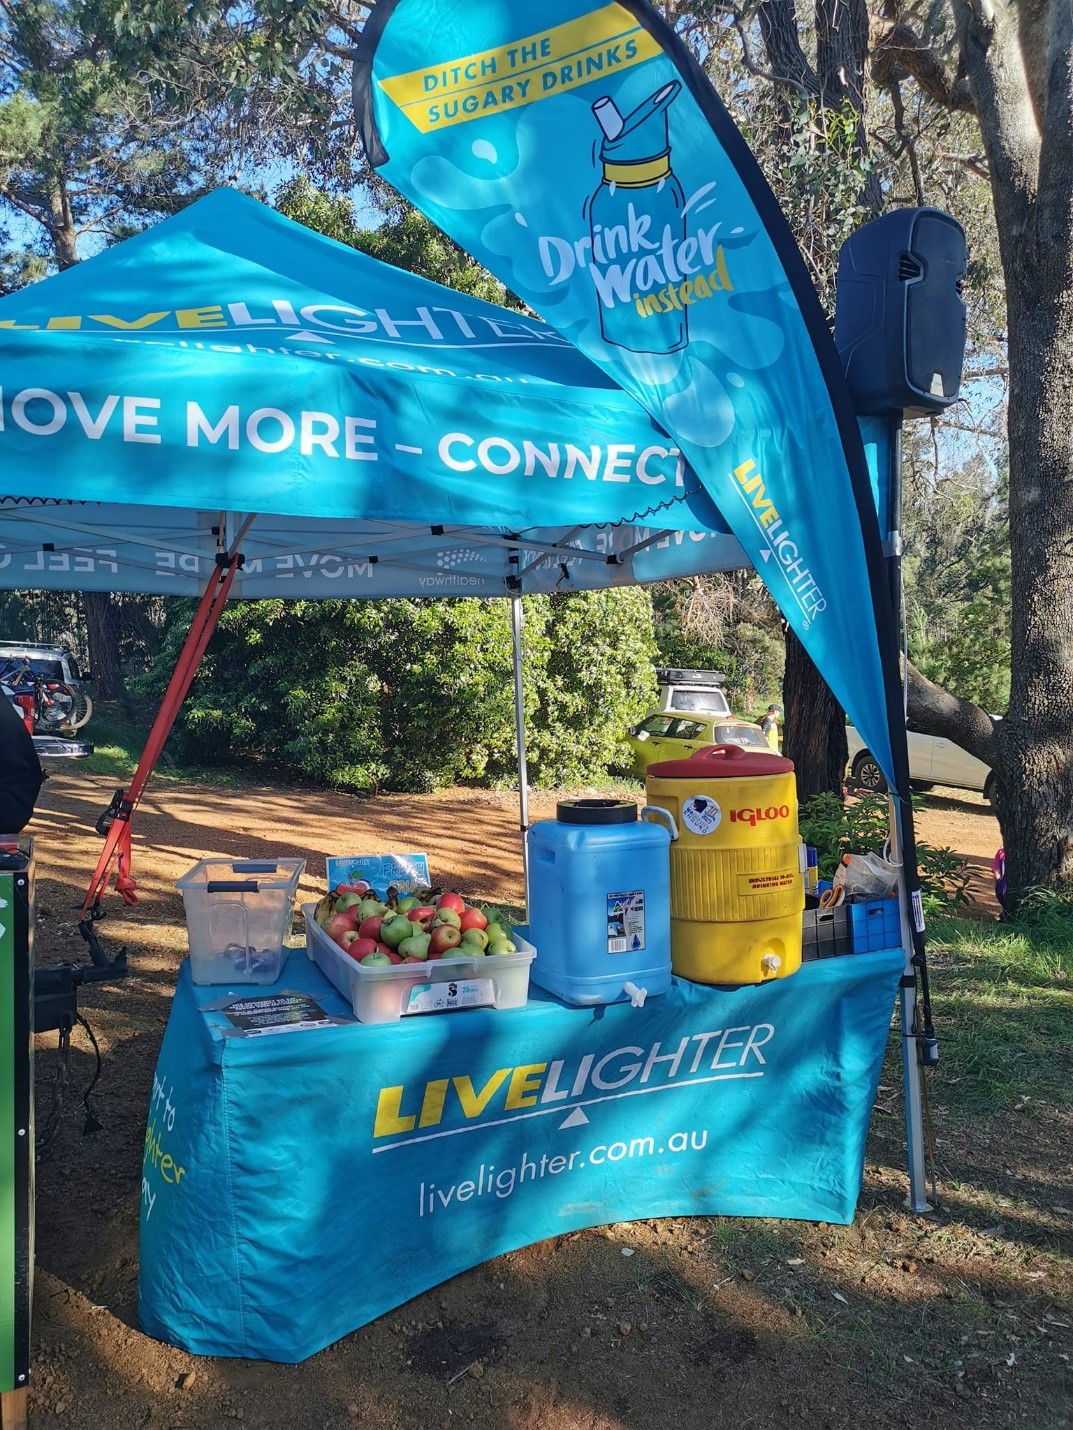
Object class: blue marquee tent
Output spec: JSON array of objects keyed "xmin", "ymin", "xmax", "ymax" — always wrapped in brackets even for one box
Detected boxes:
[
  {"xmin": 0, "ymin": 188, "xmax": 747, "ymax": 600},
  {"xmin": 0, "ymin": 183, "xmax": 932, "ymax": 1212}
]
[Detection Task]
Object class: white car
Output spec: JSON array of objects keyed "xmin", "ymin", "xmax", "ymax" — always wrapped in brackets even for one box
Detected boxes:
[
  {"xmin": 846, "ymin": 721, "xmax": 993, "ymax": 800},
  {"xmin": 656, "ymin": 667, "xmax": 732, "ymax": 717}
]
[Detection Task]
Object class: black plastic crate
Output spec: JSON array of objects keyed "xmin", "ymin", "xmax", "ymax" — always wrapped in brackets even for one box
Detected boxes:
[{"xmin": 802, "ymin": 900, "xmax": 852, "ymax": 959}]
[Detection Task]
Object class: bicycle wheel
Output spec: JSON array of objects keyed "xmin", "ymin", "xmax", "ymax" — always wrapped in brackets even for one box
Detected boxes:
[
  {"xmin": 66, "ymin": 688, "xmax": 94, "ymax": 731},
  {"xmin": 36, "ymin": 681, "xmax": 78, "ymax": 730}
]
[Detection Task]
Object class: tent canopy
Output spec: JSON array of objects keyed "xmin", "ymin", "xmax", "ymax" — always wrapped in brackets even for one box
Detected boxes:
[{"xmin": 0, "ymin": 189, "xmax": 749, "ymax": 598}]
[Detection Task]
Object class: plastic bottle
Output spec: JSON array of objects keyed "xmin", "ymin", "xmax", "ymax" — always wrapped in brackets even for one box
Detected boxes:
[{"xmin": 589, "ymin": 82, "xmax": 687, "ymax": 355}]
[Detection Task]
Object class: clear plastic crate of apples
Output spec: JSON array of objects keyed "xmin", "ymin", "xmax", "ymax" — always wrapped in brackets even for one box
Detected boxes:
[{"xmin": 311, "ymin": 879, "xmax": 519, "ymax": 967}]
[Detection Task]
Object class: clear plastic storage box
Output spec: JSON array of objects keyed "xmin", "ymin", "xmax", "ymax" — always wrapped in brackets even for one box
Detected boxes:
[
  {"xmin": 178, "ymin": 858, "xmax": 306, "ymax": 985},
  {"xmin": 303, "ymin": 904, "xmax": 535, "ymax": 1024}
]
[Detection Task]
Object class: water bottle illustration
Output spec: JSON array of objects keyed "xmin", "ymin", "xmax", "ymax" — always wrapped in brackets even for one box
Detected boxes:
[{"xmin": 589, "ymin": 81, "xmax": 687, "ymax": 355}]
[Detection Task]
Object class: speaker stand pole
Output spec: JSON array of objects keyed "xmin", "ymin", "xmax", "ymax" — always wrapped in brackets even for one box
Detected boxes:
[{"xmin": 883, "ymin": 415, "xmax": 932, "ymax": 1213}]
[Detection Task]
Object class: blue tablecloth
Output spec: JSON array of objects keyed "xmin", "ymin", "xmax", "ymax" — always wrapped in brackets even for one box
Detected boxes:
[{"xmin": 139, "ymin": 946, "xmax": 903, "ymax": 1363}]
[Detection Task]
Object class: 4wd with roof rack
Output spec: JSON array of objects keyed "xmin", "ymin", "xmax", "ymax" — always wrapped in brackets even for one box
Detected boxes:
[{"xmin": 655, "ymin": 667, "xmax": 732, "ymax": 717}]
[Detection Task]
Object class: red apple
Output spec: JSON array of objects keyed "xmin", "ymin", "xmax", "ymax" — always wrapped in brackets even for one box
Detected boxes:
[
  {"xmin": 436, "ymin": 891, "xmax": 466, "ymax": 915},
  {"xmin": 407, "ymin": 905, "xmax": 437, "ymax": 928},
  {"xmin": 324, "ymin": 911, "xmax": 359, "ymax": 942},
  {"xmin": 343, "ymin": 936, "xmax": 380, "ymax": 961},
  {"xmin": 459, "ymin": 907, "xmax": 488, "ymax": 932},
  {"xmin": 358, "ymin": 915, "xmax": 384, "ymax": 941},
  {"xmin": 429, "ymin": 924, "xmax": 463, "ymax": 957}
]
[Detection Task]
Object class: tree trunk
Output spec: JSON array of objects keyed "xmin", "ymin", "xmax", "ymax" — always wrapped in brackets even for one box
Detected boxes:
[
  {"xmin": 82, "ymin": 593, "xmax": 122, "ymax": 701},
  {"xmin": 994, "ymin": 260, "xmax": 1073, "ymax": 897},
  {"xmin": 781, "ymin": 627, "xmax": 849, "ymax": 799},
  {"xmin": 949, "ymin": 0, "xmax": 1073, "ymax": 902}
]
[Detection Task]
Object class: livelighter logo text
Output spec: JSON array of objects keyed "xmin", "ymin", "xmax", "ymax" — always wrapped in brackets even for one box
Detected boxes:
[
  {"xmin": 535, "ymin": 80, "xmax": 734, "ymax": 356},
  {"xmin": 371, "ymin": 1022, "xmax": 776, "ymax": 1143}
]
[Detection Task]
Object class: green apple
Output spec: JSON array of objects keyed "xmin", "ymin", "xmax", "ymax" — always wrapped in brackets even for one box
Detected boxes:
[
  {"xmin": 461, "ymin": 927, "xmax": 489, "ymax": 950},
  {"xmin": 399, "ymin": 931, "xmax": 432, "ymax": 960},
  {"xmin": 380, "ymin": 915, "xmax": 413, "ymax": 949},
  {"xmin": 358, "ymin": 951, "xmax": 393, "ymax": 967},
  {"xmin": 486, "ymin": 936, "xmax": 517, "ymax": 955},
  {"xmin": 358, "ymin": 897, "xmax": 389, "ymax": 922},
  {"xmin": 333, "ymin": 892, "xmax": 364, "ymax": 913},
  {"xmin": 397, "ymin": 895, "xmax": 421, "ymax": 914},
  {"xmin": 432, "ymin": 907, "xmax": 462, "ymax": 929}
]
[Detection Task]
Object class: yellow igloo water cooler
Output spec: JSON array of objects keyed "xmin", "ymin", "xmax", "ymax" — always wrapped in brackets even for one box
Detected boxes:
[{"xmin": 645, "ymin": 743, "xmax": 804, "ymax": 985}]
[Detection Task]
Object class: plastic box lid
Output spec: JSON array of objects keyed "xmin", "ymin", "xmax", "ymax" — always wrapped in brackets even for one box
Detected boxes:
[{"xmin": 177, "ymin": 858, "xmax": 305, "ymax": 893}]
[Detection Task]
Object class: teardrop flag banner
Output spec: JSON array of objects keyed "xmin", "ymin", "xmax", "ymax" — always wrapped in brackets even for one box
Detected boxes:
[{"xmin": 354, "ymin": 0, "xmax": 909, "ymax": 795}]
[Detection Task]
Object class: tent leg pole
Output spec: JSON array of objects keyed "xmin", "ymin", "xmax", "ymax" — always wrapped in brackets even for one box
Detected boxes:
[
  {"xmin": 511, "ymin": 596, "xmax": 530, "ymax": 919},
  {"xmin": 887, "ymin": 795, "xmax": 931, "ymax": 1213}
]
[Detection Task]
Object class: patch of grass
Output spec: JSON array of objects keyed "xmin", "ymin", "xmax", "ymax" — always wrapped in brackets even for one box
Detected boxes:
[
  {"xmin": 76, "ymin": 706, "xmax": 258, "ymax": 788},
  {"xmin": 700, "ymin": 1220, "xmax": 795, "ymax": 1265},
  {"xmin": 923, "ymin": 910, "xmax": 1073, "ymax": 1118},
  {"xmin": 77, "ymin": 707, "xmax": 145, "ymax": 781}
]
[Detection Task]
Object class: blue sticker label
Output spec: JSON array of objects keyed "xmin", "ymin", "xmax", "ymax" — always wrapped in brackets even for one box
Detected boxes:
[
  {"xmin": 606, "ymin": 888, "xmax": 645, "ymax": 953},
  {"xmin": 325, "ymin": 853, "xmax": 430, "ymax": 897}
]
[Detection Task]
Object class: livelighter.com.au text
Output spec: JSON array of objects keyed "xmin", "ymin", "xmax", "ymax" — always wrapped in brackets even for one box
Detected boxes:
[{"xmin": 417, "ymin": 1128, "xmax": 708, "ymax": 1216}]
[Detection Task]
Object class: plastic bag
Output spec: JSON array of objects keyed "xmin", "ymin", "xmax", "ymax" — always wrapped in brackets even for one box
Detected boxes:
[
  {"xmin": 833, "ymin": 851, "xmax": 900, "ymax": 902},
  {"xmin": 993, "ymin": 848, "xmax": 1007, "ymax": 909}
]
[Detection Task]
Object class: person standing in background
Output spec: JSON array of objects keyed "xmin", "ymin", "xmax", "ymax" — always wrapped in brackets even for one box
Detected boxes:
[
  {"xmin": 761, "ymin": 704, "xmax": 780, "ymax": 750},
  {"xmin": 0, "ymin": 694, "xmax": 44, "ymax": 833}
]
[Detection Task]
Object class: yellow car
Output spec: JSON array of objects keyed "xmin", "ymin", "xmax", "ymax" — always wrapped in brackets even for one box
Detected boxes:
[{"xmin": 626, "ymin": 711, "xmax": 781, "ymax": 775}]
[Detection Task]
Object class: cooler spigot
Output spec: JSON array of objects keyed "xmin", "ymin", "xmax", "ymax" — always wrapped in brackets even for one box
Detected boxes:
[
  {"xmin": 622, "ymin": 981, "xmax": 648, "ymax": 1008},
  {"xmin": 760, "ymin": 954, "xmax": 782, "ymax": 978}
]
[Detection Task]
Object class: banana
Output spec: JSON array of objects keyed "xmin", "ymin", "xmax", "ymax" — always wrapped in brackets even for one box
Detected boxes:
[{"xmin": 313, "ymin": 892, "xmax": 336, "ymax": 928}]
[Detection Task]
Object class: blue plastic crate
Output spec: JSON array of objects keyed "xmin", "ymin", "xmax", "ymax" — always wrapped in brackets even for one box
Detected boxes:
[{"xmin": 849, "ymin": 898, "xmax": 901, "ymax": 952}]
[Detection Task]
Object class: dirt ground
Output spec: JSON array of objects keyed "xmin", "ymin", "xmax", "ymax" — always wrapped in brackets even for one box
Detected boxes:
[{"xmin": 22, "ymin": 770, "xmax": 1071, "ymax": 1429}]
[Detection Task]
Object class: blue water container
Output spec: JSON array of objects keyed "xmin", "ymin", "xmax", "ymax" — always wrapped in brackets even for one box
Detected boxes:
[{"xmin": 527, "ymin": 799, "xmax": 674, "ymax": 1007}]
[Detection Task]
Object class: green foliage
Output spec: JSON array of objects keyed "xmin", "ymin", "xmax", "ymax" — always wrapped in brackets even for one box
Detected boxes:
[
  {"xmin": 519, "ymin": 588, "xmax": 659, "ymax": 783},
  {"xmin": 799, "ymin": 791, "xmax": 971, "ymax": 909},
  {"xmin": 133, "ymin": 590, "xmax": 658, "ymax": 793},
  {"xmin": 649, "ymin": 575, "xmax": 784, "ymax": 715},
  {"xmin": 739, "ymin": 95, "xmax": 876, "ymax": 309},
  {"xmin": 275, "ymin": 176, "xmax": 512, "ymax": 306},
  {"xmin": 904, "ymin": 458, "xmax": 1011, "ymax": 713},
  {"xmin": 1000, "ymin": 885, "xmax": 1073, "ymax": 946},
  {"xmin": 0, "ymin": 0, "xmax": 354, "ymax": 268}
]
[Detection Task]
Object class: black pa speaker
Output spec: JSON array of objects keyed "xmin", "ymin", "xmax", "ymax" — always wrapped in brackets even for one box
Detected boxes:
[{"xmin": 835, "ymin": 208, "xmax": 967, "ymax": 418}]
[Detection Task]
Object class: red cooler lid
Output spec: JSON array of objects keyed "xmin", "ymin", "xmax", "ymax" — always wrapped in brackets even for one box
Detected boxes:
[{"xmin": 647, "ymin": 743, "xmax": 795, "ymax": 779}]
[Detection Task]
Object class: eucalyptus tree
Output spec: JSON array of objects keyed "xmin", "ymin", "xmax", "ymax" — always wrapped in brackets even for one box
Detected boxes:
[
  {"xmin": 810, "ymin": 0, "xmax": 1069, "ymax": 903},
  {"xmin": 0, "ymin": 0, "xmax": 366, "ymax": 691},
  {"xmin": 677, "ymin": 0, "xmax": 1068, "ymax": 904}
]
